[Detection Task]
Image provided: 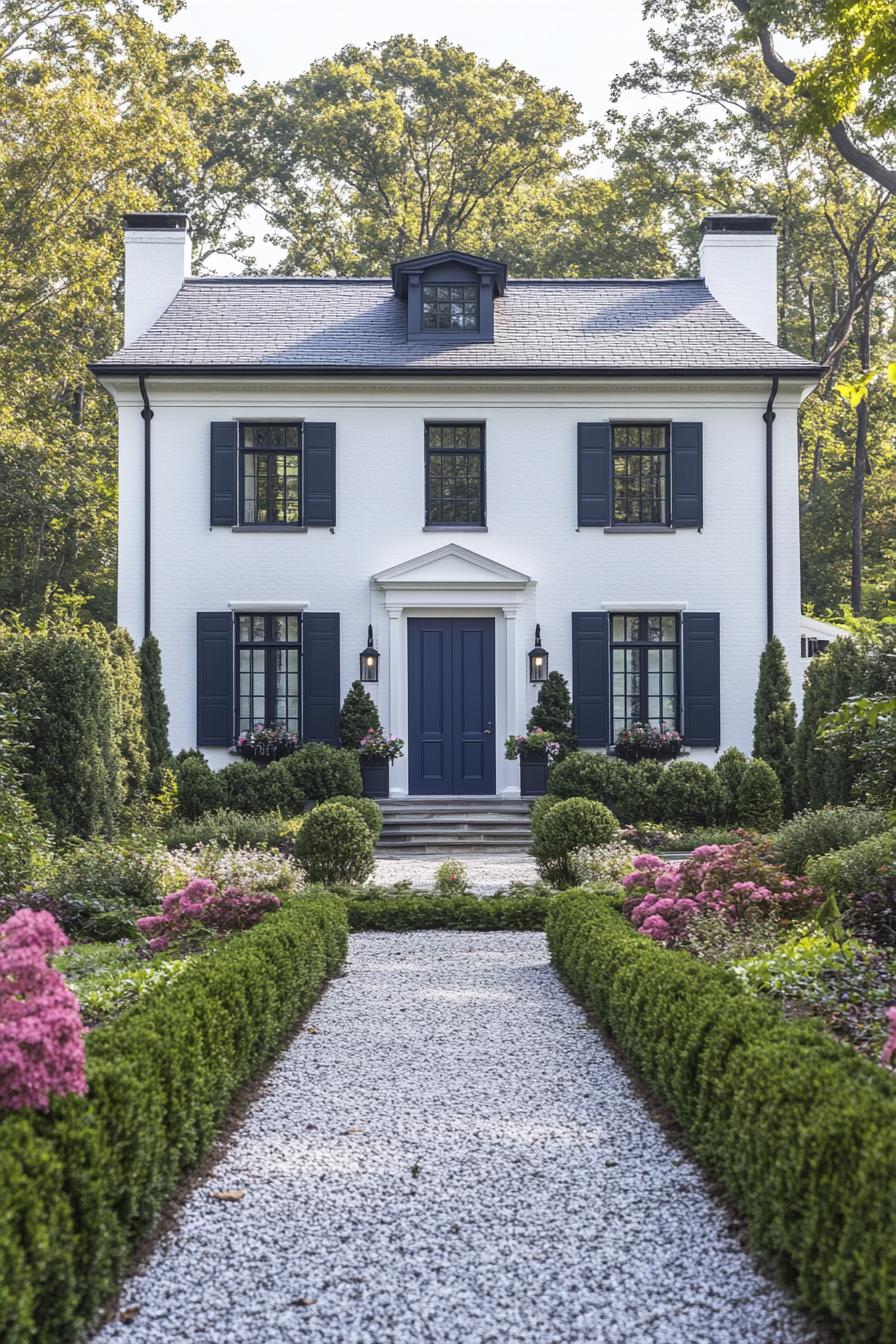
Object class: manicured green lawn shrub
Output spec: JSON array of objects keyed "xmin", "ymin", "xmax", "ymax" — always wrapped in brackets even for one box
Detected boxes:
[
  {"xmin": 654, "ymin": 760, "xmax": 722, "ymax": 827},
  {"xmin": 0, "ymin": 894, "xmax": 346, "ymax": 1344},
  {"xmin": 774, "ymin": 805, "xmax": 892, "ymax": 876},
  {"xmin": 612, "ymin": 759, "xmax": 663, "ymax": 824},
  {"xmin": 263, "ymin": 757, "xmax": 304, "ymax": 813},
  {"xmin": 714, "ymin": 746, "xmax": 748, "ymax": 823},
  {"xmin": 338, "ymin": 889, "xmax": 551, "ymax": 931},
  {"xmin": 806, "ymin": 829, "xmax": 896, "ymax": 900},
  {"xmin": 531, "ymin": 796, "xmax": 617, "ymax": 886},
  {"xmin": 546, "ymin": 889, "xmax": 896, "ymax": 1343},
  {"xmin": 327, "ymin": 794, "xmax": 383, "ymax": 839},
  {"xmin": 294, "ymin": 802, "xmax": 374, "ymax": 884},
  {"xmin": 736, "ymin": 758, "xmax": 783, "ymax": 831},
  {"xmin": 546, "ymin": 750, "xmax": 618, "ymax": 801},
  {"xmin": 163, "ymin": 809, "xmax": 284, "ymax": 851},
  {"xmin": 218, "ymin": 760, "xmax": 279, "ymax": 815},
  {"xmin": 172, "ymin": 753, "xmax": 224, "ymax": 820},
  {"xmin": 288, "ymin": 742, "xmax": 362, "ymax": 801}
]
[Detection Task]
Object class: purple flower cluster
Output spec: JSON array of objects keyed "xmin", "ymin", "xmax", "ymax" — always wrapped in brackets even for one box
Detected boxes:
[
  {"xmin": 614, "ymin": 721, "xmax": 683, "ymax": 763},
  {"xmin": 358, "ymin": 727, "xmax": 404, "ymax": 762},
  {"xmin": 503, "ymin": 728, "xmax": 561, "ymax": 762},
  {"xmin": 622, "ymin": 840, "xmax": 819, "ymax": 945},
  {"xmin": 0, "ymin": 909, "xmax": 87, "ymax": 1112},
  {"xmin": 136, "ymin": 877, "xmax": 281, "ymax": 954}
]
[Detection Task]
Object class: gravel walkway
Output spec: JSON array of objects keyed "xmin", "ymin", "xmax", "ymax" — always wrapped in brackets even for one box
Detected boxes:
[
  {"xmin": 373, "ymin": 853, "xmax": 538, "ymax": 893},
  {"xmin": 95, "ymin": 932, "xmax": 819, "ymax": 1344}
]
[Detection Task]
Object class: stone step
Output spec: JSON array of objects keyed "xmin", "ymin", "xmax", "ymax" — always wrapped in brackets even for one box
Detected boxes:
[{"xmin": 375, "ymin": 795, "xmax": 533, "ymax": 855}]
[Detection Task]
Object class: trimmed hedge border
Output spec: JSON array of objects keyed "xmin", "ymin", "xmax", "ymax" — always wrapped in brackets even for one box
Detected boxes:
[
  {"xmin": 343, "ymin": 892, "xmax": 550, "ymax": 932},
  {"xmin": 546, "ymin": 889, "xmax": 896, "ymax": 1344},
  {"xmin": 0, "ymin": 894, "xmax": 347, "ymax": 1344}
]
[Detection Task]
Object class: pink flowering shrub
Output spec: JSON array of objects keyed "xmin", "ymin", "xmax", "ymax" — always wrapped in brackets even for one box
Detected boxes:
[
  {"xmin": 136, "ymin": 877, "xmax": 281, "ymax": 953},
  {"xmin": 882, "ymin": 1007, "xmax": 896, "ymax": 1069},
  {"xmin": 622, "ymin": 839, "xmax": 819, "ymax": 945},
  {"xmin": 0, "ymin": 908, "xmax": 87, "ymax": 1111}
]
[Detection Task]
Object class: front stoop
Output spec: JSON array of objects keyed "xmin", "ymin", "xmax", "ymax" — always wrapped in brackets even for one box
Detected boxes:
[{"xmin": 376, "ymin": 797, "xmax": 533, "ymax": 855}]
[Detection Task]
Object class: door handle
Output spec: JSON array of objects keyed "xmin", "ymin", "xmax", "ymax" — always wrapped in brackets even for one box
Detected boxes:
[{"xmin": 484, "ymin": 722, "xmax": 493, "ymax": 735}]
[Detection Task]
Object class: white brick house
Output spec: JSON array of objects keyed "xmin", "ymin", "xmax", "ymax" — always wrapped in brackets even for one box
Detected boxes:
[{"xmin": 92, "ymin": 213, "xmax": 822, "ymax": 797}]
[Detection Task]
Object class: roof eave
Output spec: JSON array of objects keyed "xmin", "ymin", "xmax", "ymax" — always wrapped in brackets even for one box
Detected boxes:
[{"xmin": 89, "ymin": 362, "xmax": 826, "ymax": 380}]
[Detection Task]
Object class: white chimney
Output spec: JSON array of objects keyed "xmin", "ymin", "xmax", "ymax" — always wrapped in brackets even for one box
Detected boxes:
[
  {"xmin": 123, "ymin": 212, "xmax": 191, "ymax": 345},
  {"xmin": 698, "ymin": 214, "xmax": 778, "ymax": 345}
]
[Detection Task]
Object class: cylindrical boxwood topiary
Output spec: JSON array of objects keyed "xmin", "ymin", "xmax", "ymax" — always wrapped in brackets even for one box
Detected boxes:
[
  {"xmin": 294, "ymin": 802, "xmax": 375, "ymax": 885},
  {"xmin": 173, "ymin": 754, "xmax": 224, "ymax": 821},
  {"xmin": 531, "ymin": 796, "xmax": 618, "ymax": 887},
  {"xmin": 736, "ymin": 758, "xmax": 783, "ymax": 832},
  {"xmin": 655, "ymin": 760, "xmax": 722, "ymax": 829},
  {"xmin": 714, "ymin": 746, "xmax": 748, "ymax": 824}
]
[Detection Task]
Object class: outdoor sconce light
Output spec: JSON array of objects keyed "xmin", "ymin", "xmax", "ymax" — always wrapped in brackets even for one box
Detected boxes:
[
  {"xmin": 360, "ymin": 625, "xmax": 380, "ymax": 682},
  {"xmin": 528, "ymin": 625, "xmax": 548, "ymax": 683}
]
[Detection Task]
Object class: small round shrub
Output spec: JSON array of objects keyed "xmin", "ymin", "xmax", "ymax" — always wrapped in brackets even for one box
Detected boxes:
[
  {"xmin": 164, "ymin": 809, "xmax": 284, "ymax": 850},
  {"xmin": 289, "ymin": 743, "xmax": 363, "ymax": 801},
  {"xmin": 612, "ymin": 760, "xmax": 664, "ymax": 825},
  {"xmin": 530, "ymin": 793, "xmax": 561, "ymax": 831},
  {"xmin": 736, "ymin": 759, "xmax": 783, "ymax": 832},
  {"xmin": 327, "ymin": 795, "xmax": 383, "ymax": 839},
  {"xmin": 219, "ymin": 760, "xmax": 277, "ymax": 816},
  {"xmin": 264, "ymin": 758, "xmax": 304, "ymax": 813},
  {"xmin": 174, "ymin": 754, "xmax": 224, "ymax": 820},
  {"xmin": 546, "ymin": 751, "xmax": 617, "ymax": 802},
  {"xmin": 532, "ymin": 796, "xmax": 618, "ymax": 887},
  {"xmin": 773, "ymin": 804, "xmax": 891, "ymax": 876},
  {"xmin": 714, "ymin": 746, "xmax": 748, "ymax": 824},
  {"xmin": 655, "ymin": 761, "xmax": 722, "ymax": 828},
  {"xmin": 434, "ymin": 859, "xmax": 468, "ymax": 894},
  {"xmin": 293, "ymin": 802, "xmax": 374, "ymax": 885},
  {"xmin": 806, "ymin": 829, "xmax": 896, "ymax": 900}
]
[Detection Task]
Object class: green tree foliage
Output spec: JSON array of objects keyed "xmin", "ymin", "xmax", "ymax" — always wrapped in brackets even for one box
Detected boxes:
[
  {"xmin": 339, "ymin": 680, "xmax": 381, "ymax": 750},
  {"xmin": 107, "ymin": 627, "xmax": 149, "ymax": 808},
  {"xmin": 527, "ymin": 671, "xmax": 576, "ymax": 759},
  {"xmin": 737, "ymin": 758, "xmax": 783, "ymax": 831},
  {"xmin": 139, "ymin": 633, "xmax": 172, "ymax": 792},
  {"xmin": 794, "ymin": 635, "xmax": 864, "ymax": 808},
  {"xmin": 714, "ymin": 746, "xmax": 748, "ymax": 824},
  {"xmin": 753, "ymin": 637, "xmax": 797, "ymax": 810}
]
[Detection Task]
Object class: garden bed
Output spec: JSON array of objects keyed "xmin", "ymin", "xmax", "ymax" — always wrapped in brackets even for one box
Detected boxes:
[
  {"xmin": 546, "ymin": 888, "xmax": 896, "ymax": 1344},
  {"xmin": 0, "ymin": 893, "xmax": 347, "ymax": 1344}
]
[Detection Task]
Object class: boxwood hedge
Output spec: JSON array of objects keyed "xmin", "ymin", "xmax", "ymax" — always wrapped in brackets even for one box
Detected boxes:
[
  {"xmin": 0, "ymin": 894, "xmax": 347, "ymax": 1344},
  {"xmin": 342, "ymin": 890, "xmax": 551, "ymax": 931},
  {"xmin": 546, "ymin": 889, "xmax": 896, "ymax": 1344}
]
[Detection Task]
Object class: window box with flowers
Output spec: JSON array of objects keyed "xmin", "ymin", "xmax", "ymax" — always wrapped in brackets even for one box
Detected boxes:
[
  {"xmin": 236, "ymin": 725, "xmax": 300, "ymax": 763},
  {"xmin": 504, "ymin": 728, "xmax": 560, "ymax": 796},
  {"xmin": 358, "ymin": 727, "xmax": 405, "ymax": 799},
  {"xmin": 613, "ymin": 722, "xmax": 683, "ymax": 764}
]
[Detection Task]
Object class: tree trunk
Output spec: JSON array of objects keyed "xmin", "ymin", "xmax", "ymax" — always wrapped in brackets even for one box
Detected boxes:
[{"xmin": 851, "ymin": 265, "xmax": 873, "ymax": 615}]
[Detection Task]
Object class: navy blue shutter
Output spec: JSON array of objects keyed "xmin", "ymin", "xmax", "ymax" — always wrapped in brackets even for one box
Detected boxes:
[
  {"xmin": 670, "ymin": 422, "xmax": 703, "ymax": 527},
  {"xmin": 302, "ymin": 613, "xmax": 340, "ymax": 744},
  {"xmin": 210, "ymin": 423, "xmax": 238, "ymax": 526},
  {"xmin": 577, "ymin": 423, "xmax": 612, "ymax": 527},
  {"xmin": 303, "ymin": 423, "xmax": 336, "ymax": 526},
  {"xmin": 196, "ymin": 612, "xmax": 233, "ymax": 746},
  {"xmin": 682, "ymin": 612, "xmax": 720, "ymax": 747},
  {"xmin": 571, "ymin": 612, "xmax": 610, "ymax": 747}
]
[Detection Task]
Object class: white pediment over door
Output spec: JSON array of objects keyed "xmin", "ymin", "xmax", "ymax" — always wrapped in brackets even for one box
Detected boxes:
[{"xmin": 371, "ymin": 543, "xmax": 531, "ymax": 592}]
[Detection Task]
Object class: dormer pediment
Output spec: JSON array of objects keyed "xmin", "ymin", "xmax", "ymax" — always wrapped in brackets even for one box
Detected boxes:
[{"xmin": 391, "ymin": 250, "xmax": 506, "ymax": 344}]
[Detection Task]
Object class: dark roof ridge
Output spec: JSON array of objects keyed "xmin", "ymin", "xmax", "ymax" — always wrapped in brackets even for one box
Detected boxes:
[{"xmin": 183, "ymin": 274, "xmax": 706, "ymax": 288}]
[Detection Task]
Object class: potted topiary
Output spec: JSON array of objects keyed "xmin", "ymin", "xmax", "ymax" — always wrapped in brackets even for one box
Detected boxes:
[
  {"xmin": 504, "ymin": 727, "xmax": 560, "ymax": 796},
  {"xmin": 613, "ymin": 722, "xmax": 683, "ymax": 764},
  {"xmin": 236, "ymin": 724, "xmax": 299, "ymax": 763},
  {"xmin": 357, "ymin": 727, "xmax": 404, "ymax": 798}
]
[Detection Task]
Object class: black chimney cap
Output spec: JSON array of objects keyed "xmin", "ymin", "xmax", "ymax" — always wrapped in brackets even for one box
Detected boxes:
[
  {"xmin": 700, "ymin": 213, "xmax": 777, "ymax": 235},
  {"xmin": 123, "ymin": 212, "xmax": 190, "ymax": 232}
]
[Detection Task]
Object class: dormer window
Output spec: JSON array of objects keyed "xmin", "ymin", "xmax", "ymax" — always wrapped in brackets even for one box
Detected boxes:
[
  {"xmin": 392, "ymin": 250, "xmax": 507, "ymax": 344},
  {"xmin": 422, "ymin": 284, "xmax": 479, "ymax": 331}
]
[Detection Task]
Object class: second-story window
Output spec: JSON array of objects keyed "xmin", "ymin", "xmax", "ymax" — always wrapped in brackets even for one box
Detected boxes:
[
  {"xmin": 425, "ymin": 423, "xmax": 485, "ymax": 527},
  {"xmin": 241, "ymin": 423, "xmax": 301, "ymax": 525},
  {"xmin": 422, "ymin": 284, "xmax": 479, "ymax": 331},
  {"xmin": 612, "ymin": 423, "xmax": 669, "ymax": 526}
]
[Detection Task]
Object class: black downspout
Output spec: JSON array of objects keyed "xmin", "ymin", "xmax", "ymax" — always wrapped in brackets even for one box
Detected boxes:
[
  {"xmin": 139, "ymin": 375, "xmax": 153, "ymax": 639},
  {"xmin": 763, "ymin": 375, "xmax": 779, "ymax": 642}
]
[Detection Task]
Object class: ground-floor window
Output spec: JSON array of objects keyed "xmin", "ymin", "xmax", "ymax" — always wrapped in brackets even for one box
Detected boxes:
[
  {"xmin": 236, "ymin": 613, "xmax": 300, "ymax": 733},
  {"xmin": 611, "ymin": 613, "xmax": 679, "ymax": 738}
]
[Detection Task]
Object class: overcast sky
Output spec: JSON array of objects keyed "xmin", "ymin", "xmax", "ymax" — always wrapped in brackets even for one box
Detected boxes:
[{"xmin": 165, "ymin": 1, "xmax": 657, "ymax": 268}]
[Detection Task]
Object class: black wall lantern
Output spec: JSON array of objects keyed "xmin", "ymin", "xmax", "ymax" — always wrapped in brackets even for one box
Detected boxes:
[
  {"xmin": 360, "ymin": 625, "xmax": 380, "ymax": 682},
  {"xmin": 528, "ymin": 625, "xmax": 548, "ymax": 683}
]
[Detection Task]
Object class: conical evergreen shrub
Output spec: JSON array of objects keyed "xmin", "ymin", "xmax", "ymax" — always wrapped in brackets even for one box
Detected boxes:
[
  {"xmin": 714, "ymin": 746, "xmax": 748, "ymax": 824},
  {"xmin": 753, "ymin": 636, "xmax": 796, "ymax": 813},
  {"xmin": 527, "ymin": 671, "xmax": 576, "ymax": 758},
  {"xmin": 339, "ymin": 680, "xmax": 381, "ymax": 749},
  {"xmin": 793, "ymin": 636, "xmax": 862, "ymax": 810},
  {"xmin": 737, "ymin": 758, "xmax": 783, "ymax": 832},
  {"xmin": 140, "ymin": 633, "xmax": 172, "ymax": 793}
]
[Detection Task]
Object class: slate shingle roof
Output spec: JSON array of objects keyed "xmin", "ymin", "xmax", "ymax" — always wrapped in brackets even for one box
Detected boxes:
[{"xmin": 93, "ymin": 277, "xmax": 820, "ymax": 375}]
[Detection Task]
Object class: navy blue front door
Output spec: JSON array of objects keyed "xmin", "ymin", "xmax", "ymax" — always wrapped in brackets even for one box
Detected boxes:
[{"xmin": 408, "ymin": 618, "xmax": 496, "ymax": 795}]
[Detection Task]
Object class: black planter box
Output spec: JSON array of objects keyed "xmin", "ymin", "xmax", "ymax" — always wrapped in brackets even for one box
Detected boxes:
[
  {"xmin": 519, "ymin": 750, "xmax": 549, "ymax": 797},
  {"xmin": 237, "ymin": 742, "xmax": 299, "ymax": 764},
  {"xmin": 360, "ymin": 755, "xmax": 390, "ymax": 799}
]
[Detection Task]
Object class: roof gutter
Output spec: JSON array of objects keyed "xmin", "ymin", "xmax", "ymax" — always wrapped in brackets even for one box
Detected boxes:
[
  {"xmin": 139, "ymin": 375, "xmax": 153, "ymax": 640},
  {"xmin": 763, "ymin": 375, "xmax": 780, "ymax": 642},
  {"xmin": 90, "ymin": 362, "xmax": 826, "ymax": 381}
]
